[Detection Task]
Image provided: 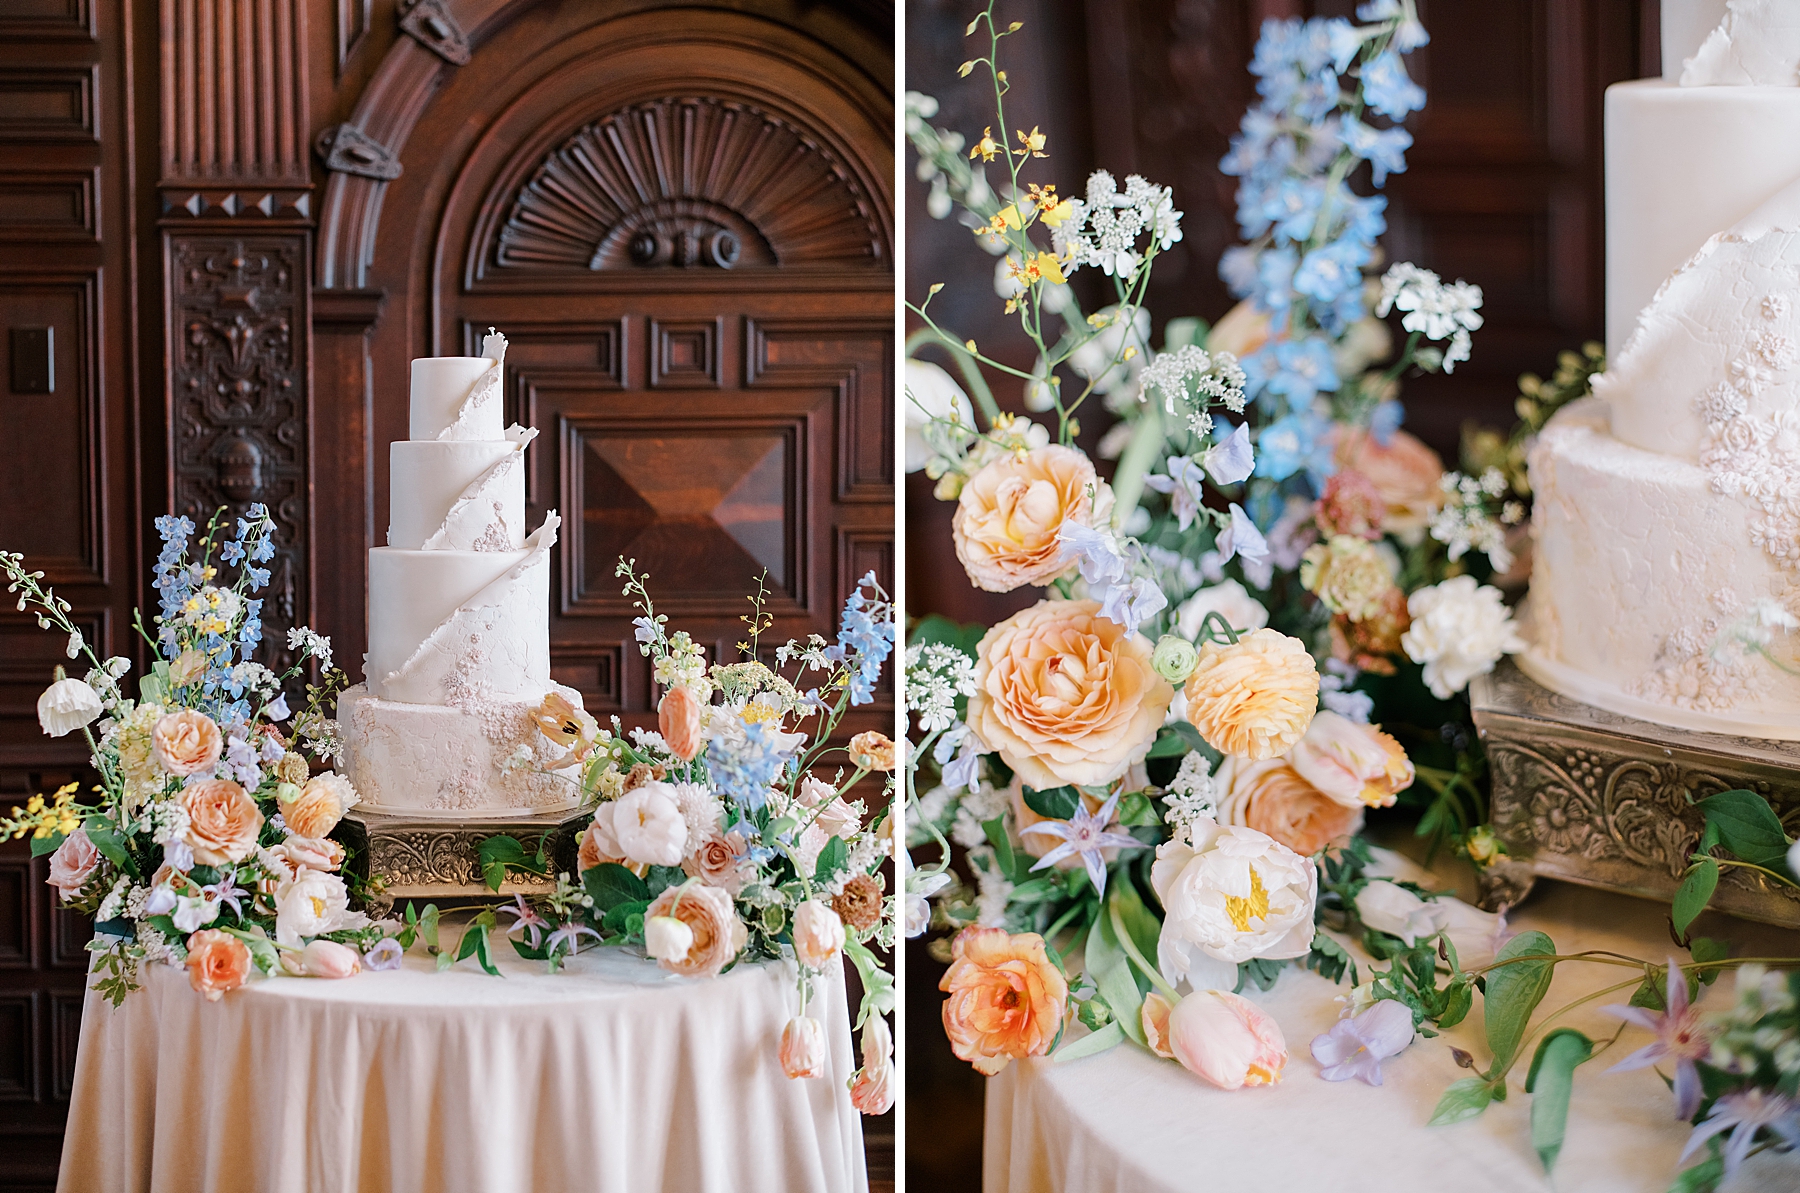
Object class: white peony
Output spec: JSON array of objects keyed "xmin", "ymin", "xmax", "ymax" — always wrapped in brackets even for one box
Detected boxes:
[
  {"xmin": 904, "ymin": 359, "xmax": 976, "ymax": 473},
  {"xmin": 1175, "ymin": 580, "xmax": 1270, "ymax": 642},
  {"xmin": 1150, "ymin": 817, "xmax": 1317, "ymax": 992},
  {"xmin": 273, "ymin": 867, "xmax": 351, "ymax": 945},
  {"xmin": 1354, "ymin": 879, "xmax": 1445, "ymax": 945},
  {"xmin": 1400, "ymin": 575, "xmax": 1524, "ymax": 699},
  {"xmin": 37, "ymin": 677, "xmax": 103, "ymax": 738},
  {"xmin": 595, "ymin": 782, "xmax": 687, "ymax": 868}
]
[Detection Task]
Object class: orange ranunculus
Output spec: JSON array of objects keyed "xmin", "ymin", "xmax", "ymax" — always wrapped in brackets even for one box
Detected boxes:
[
  {"xmin": 1184, "ymin": 628, "xmax": 1319, "ymax": 762},
  {"xmin": 185, "ymin": 928, "xmax": 253, "ymax": 1002},
  {"xmin": 658, "ymin": 686, "xmax": 704, "ymax": 762},
  {"xmin": 279, "ymin": 772, "xmax": 357, "ymax": 839},
  {"xmin": 1217, "ymin": 758, "xmax": 1362, "ymax": 857},
  {"xmin": 847, "ymin": 730, "xmax": 897, "ymax": 772},
  {"xmin": 969, "ymin": 599, "xmax": 1172, "ymax": 790},
  {"xmin": 952, "ymin": 444, "xmax": 1096, "ymax": 592},
  {"xmin": 939, "ymin": 925, "xmax": 1067, "ymax": 1076}
]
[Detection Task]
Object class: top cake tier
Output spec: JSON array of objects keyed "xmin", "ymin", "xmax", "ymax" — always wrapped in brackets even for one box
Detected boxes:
[{"xmin": 409, "ymin": 353, "xmax": 506, "ymax": 443}]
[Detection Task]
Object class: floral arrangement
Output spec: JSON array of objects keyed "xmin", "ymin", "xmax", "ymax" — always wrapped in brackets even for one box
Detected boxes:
[
  {"xmin": 6, "ymin": 517, "xmax": 897, "ymax": 1114},
  {"xmin": 904, "ymin": 3, "xmax": 1800, "ymax": 1187},
  {"xmin": 473, "ymin": 562, "xmax": 899, "ymax": 1112}
]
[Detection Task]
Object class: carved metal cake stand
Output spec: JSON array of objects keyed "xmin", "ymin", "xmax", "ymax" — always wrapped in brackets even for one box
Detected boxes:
[
  {"xmin": 1471, "ymin": 658, "xmax": 1800, "ymax": 929},
  {"xmin": 337, "ymin": 807, "xmax": 589, "ymax": 916}
]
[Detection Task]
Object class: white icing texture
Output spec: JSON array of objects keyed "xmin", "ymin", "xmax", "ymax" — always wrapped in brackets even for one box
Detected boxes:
[{"xmin": 1681, "ymin": 0, "xmax": 1800, "ymax": 87}]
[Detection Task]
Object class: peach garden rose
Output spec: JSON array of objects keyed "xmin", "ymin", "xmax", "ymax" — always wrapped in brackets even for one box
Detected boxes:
[
  {"xmin": 1184, "ymin": 628, "xmax": 1319, "ymax": 762},
  {"xmin": 952, "ymin": 444, "xmax": 1098, "ymax": 592},
  {"xmin": 658, "ymin": 685, "xmax": 704, "ymax": 762},
  {"xmin": 939, "ymin": 925, "xmax": 1067, "ymax": 1075},
  {"xmin": 967, "ymin": 599, "xmax": 1173, "ymax": 790},
  {"xmin": 1216, "ymin": 758, "xmax": 1363, "ymax": 857},
  {"xmin": 279, "ymin": 771, "xmax": 358, "ymax": 839},
  {"xmin": 185, "ymin": 928, "xmax": 252, "ymax": 1002},
  {"xmin": 181, "ymin": 778, "xmax": 264, "ymax": 866},
  {"xmin": 644, "ymin": 881, "xmax": 746, "ymax": 978},
  {"xmin": 151, "ymin": 709, "xmax": 223, "ymax": 776}
]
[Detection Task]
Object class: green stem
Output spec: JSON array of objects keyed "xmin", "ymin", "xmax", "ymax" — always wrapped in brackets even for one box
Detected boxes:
[{"xmin": 1109, "ymin": 895, "xmax": 1178, "ymax": 1001}]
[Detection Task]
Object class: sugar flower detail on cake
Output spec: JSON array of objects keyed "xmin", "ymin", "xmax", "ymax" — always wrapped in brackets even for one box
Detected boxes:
[{"xmin": 1681, "ymin": 0, "xmax": 1800, "ymax": 87}]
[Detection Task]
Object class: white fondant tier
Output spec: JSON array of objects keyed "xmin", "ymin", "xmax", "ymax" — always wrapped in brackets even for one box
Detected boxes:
[
  {"xmin": 409, "ymin": 356, "xmax": 505, "ymax": 443},
  {"xmin": 1523, "ymin": 401, "xmax": 1800, "ymax": 739},
  {"xmin": 388, "ymin": 432, "xmax": 532, "ymax": 551},
  {"xmin": 337, "ymin": 683, "xmax": 582, "ymax": 818},
  {"xmin": 1604, "ymin": 80, "xmax": 1800, "ymax": 350},
  {"xmin": 365, "ymin": 536, "xmax": 555, "ymax": 705}
]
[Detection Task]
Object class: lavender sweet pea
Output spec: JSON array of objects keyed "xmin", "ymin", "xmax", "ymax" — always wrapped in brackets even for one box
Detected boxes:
[{"xmin": 1310, "ymin": 997, "xmax": 1415, "ymax": 1085}]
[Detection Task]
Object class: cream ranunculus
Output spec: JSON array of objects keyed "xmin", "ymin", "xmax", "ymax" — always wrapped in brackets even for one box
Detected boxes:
[
  {"xmin": 273, "ymin": 867, "xmax": 351, "ymax": 945},
  {"xmin": 181, "ymin": 778, "xmax": 264, "ymax": 866},
  {"xmin": 644, "ymin": 882, "xmax": 746, "ymax": 978},
  {"xmin": 792, "ymin": 900, "xmax": 847, "ymax": 970},
  {"xmin": 1286, "ymin": 710, "xmax": 1414, "ymax": 809},
  {"xmin": 37, "ymin": 677, "xmax": 103, "ymax": 738},
  {"xmin": 1151, "ymin": 818, "xmax": 1318, "ymax": 991},
  {"xmin": 1400, "ymin": 576, "xmax": 1525, "ymax": 699},
  {"xmin": 152, "ymin": 709, "xmax": 224, "ymax": 776},
  {"xmin": 1354, "ymin": 879, "xmax": 1445, "ymax": 945},
  {"xmin": 968, "ymin": 599, "xmax": 1173, "ymax": 790},
  {"xmin": 643, "ymin": 914, "xmax": 696, "ymax": 964},
  {"xmin": 279, "ymin": 771, "xmax": 359, "ymax": 839},
  {"xmin": 1184, "ymin": 628, "xmax": 1319, "ymax": 762},
  {"xmin": 952, "ymin": 444, "xmax": 1097, "ymax": 592},
  {"xmin": 594, "ymin": 781, "xmax": 687, "ymax": 868}
]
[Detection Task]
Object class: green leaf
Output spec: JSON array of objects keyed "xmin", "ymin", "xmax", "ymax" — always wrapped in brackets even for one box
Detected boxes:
[
  {"xmin": 602, "ymin": 898, "xmax": 650, "ymax": 938},
  {"xmin": 1428, "ymin": 1076, "xmax": 1495, "ymax": 1126},
  {"xmin": 219, "ymin": 926, "xmax": 280, "ymax": 975},
  {"xmin": 1668, "ymin": 1150, "xmax": 1725, "ymax": 1193},
  {"xmin": 1673, "ymin": 858, "xmax": 1719, "ymax": 938},
  {"xmin": 1022, "ymin": 784, "xmax": 1081, "ymax": 820},
  {"xmin": 583, "ymin": 862, "xmax": 650, "ymax": 912},
  {"xmin": 1696, "ymin": 789, "xmax": 1791, "ymax": 871},
  {"xmin": 83, "ymin": 819, "xmax": 136, "ymax": 878},
  {"xmin": 1305, "ymin": 931, "xmax": 1356, "ymax": 985},
  {"xmin": 1524, "ymin": 1029, "xmax": 1593, "ymax": 1174},
  {"xmin": 907, "ymin": 614, "xmax": 985, "ymax": 659},
  {"xmin": 813, "ymin": 835, "xmax": 849, "ymax": 884},
  {"xmin": 1145, "ymin": 721, "xmax": 1219, "ymax": 765},
  {"xmin": 1114, "ymin": 791, "xmax": 1160, "ymax": 826},
  {"xmin": 1005, "ymin": 878, "xmax": 1059, "ymax": 904},
  {"xmin": 1109, "ymin": 878, "xmax": 1163, "ymax": 968},
  {"xmin": 1690, "ymin": 936, "xmax": 1730, "ymax": 985},
  {"xmin": 982, "ymin": 815, "xmax": 1026, "ymax": 884},
  {"xmin": 1483, "ymin": 930, "xmax": 1559, "ymax": 1079},
  {"xmin": 1053, "ymin": 1020, "xmax": 1126, "ymax": 1064},
  {"xmin": 1234, "ymin": 958, "xmax": 1285, "ymax": 993},
  {"xmin": 1439, "ymin": 980, "xmax": 1474, "ymax": 1030},
  {"xmin": 29, "ymin": 829, "xmax": 65, "ymax": 857},
  {"xmin": 139, "ymin": 671, "xmax": 167, "ymax": 707},
  {"xmin": 419, "ymin": 904, "xmax": 440, "ymax": 954},
  {"xmin": 1629, "ymin": 975, "xmax": 1665, "ymax": 1011}
]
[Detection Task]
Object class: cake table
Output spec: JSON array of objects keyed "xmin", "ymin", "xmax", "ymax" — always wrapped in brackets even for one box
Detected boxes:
[
  {"xmin": 57, "ymin": 942, "xmax": 867, "ymax": 1193},
  {"xmin": 980, "ymin": 876, "xmax": 1800, "ymax": 1193}
]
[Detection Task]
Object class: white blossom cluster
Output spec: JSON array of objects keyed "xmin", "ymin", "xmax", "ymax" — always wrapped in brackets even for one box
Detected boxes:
[
  {"xmin": 1161, "ymin": 751, "xmax": 1219, "ymax": 832},
  {"xmin": 1053, "ymin": 171, "xmax": 1183, "ymax": 279},
  {"xmin": 142, "ymin": 799, "xmax": 190, "ymax": 847},
  {"xmin": 906, "ymin": 642, "xmax": 977, "ymax": 735},
  {"xmin": 1428, "ymin": 469, "xmax": 1517, "ymax": 572},
  {"xmin": 1138, "ymin": 345, "xmax": 1249, "ymax": 436},
  {"xmin": 84, "ymin": 656, "xmax": 132, "ymax": 710},
  {"xmin": 969, "ymin": 847, "xmax": 1015, "ymax": 928},
  {"xmin": 286, "ymin": 626, "xmax": 335, "ymax": 673},
  {"xmin": 1376, "ymin": 262, "xmax": 1484, "ymax": 372}
]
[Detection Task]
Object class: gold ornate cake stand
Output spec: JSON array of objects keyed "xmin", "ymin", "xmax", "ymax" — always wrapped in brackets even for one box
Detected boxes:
[
  {"xmin": 1471, "ymin": 658, "xmax": 1800, "ymax": 929},
  {"xmin": 337, "ymin": 807, "xmax": 590, "ymax": 915}
]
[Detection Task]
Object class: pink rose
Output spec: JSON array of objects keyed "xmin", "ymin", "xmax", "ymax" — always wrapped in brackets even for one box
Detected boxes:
[
  {"xmin": 47, "ymin": 828, "xmax": 100, "ymax": 902},
  {"xmin": 152, "ymin": 709, "xmax": 224, "ymax": 776},
  {"xmin": 953, "ymin": 445, "xmax": 1097, "ymax": 592},
  {"xmin": 1165, "ymin": 989, "xmax": 1287, "ymax": 1090},
  {"xmin": 780, "ymin": 1015, "xmax": 827, "ymax": 1079},
  {"xmin": 185, "ymin": 929, "xmax": 252, "ymax": 1002},
  {"xmin": 268, "ymin": 835, "xmax": 344, "ymax": 874},
  {"xmin": 681, "ymin": 830, "xmax": 748, "ymax": 893},
  {"xmin": 181, "ymin": 778, "xmax": 264, "ymax": 866},
  {"xmin": 644, "ymin": 882, "xmax": 746, "ymax": 978}
]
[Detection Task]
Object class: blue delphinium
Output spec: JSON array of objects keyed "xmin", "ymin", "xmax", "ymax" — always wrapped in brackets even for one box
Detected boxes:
[
  {"xmin": 832, "ymin": 571, "xmax": 895, "ymax": 707},
  {"xmin": 708, "ymin": 721, "xmax": 793, "ymax": 814}
]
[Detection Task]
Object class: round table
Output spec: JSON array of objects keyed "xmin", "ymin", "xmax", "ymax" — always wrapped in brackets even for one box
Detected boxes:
[
  {"xmin": 981, "ymin": 862, "xmax": 1800, "ymax": 1193},
  {"xmin": 58, "ymin": 940, "xmax": 867, "ymax": 1193}
]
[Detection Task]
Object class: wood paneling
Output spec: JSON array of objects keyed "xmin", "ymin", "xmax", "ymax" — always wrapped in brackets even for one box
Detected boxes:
[
  {"xmin": 0, "ymin": 67, "xmax": 99, "ymax": 142},
  {"xmin": 0, "ymin": 169, "xmax": 100, "ymax": 242}
]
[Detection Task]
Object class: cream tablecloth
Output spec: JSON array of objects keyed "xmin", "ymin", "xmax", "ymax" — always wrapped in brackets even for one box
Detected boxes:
[
  {"xmin": 983, "ymin": 871, "xmax": 1800, "ymax": 1193},
  {"xmin": 58, "ymin": 941, "xmax": 866, "ymax": 1193}
]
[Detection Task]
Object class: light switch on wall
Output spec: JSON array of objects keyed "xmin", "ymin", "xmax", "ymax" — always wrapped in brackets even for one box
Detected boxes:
[{"xmin": 10, "ymin": 327, "xmax": 54, "ymax": 394}]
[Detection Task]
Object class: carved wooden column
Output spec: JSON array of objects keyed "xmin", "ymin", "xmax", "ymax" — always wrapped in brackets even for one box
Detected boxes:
[{"xmin": 158, "ymin": 0, "xmax": 314, "ymax": 656}]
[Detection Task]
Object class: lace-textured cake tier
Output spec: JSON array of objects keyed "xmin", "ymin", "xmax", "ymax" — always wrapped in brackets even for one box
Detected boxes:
[
  {"xmin": 1525, "ymin": 0, "xmax": 1800, "ymax": 738},
  {"xmin": 338, "ymin": 332, "xmax": 584, "ymax": 816}
]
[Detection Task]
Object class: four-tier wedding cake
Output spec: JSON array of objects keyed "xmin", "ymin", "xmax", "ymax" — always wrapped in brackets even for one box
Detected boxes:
[
  {"xmin": 1523, "ymin": 0, "xmax": 1800, "ymax": 738},
  {"xmin": 337, "ymin": 331, "xmax": 585, "ymax": 816}
]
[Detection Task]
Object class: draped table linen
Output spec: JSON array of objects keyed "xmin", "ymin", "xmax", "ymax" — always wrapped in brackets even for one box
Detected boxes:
[
  {"xmin": 982, "ymin": 868, "xmax": 1800, "ymax": 1193},
  {"xmin": 58, "ymin": 943, "xmax": 866, "ymax": 1193}
]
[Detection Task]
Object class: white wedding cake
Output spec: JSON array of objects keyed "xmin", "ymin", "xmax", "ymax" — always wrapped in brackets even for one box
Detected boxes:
[
  {"xmin": 336, "ymin": 331, "xmax": 585, "ymax": 816},
  {"xmin": 1523, "ymin": 0, "xmax": 1800, "ymax": 738}
]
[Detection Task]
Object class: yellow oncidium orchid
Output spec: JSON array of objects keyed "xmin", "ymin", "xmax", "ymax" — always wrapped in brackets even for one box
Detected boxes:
[
  {"xmin": 969, "ymin": 126, "xmax": 1001, "ymax": 163},
  {"xmin": 1014, "ymin": 126, "xmax": 1047, "ymax": 158}
]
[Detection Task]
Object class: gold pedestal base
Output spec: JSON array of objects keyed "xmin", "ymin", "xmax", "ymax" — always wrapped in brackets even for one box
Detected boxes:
[
  {"xmin": 1471, "ymin": 658, "xmax": 1800, "ymax": 929},
  {"xmin": 338, "ymin": 807, "xmax": 590, "ymax": 915}
]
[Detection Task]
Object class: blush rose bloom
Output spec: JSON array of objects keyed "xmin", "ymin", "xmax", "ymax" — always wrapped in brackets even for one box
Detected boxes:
[
  {"xmin": 280, "ymin": 771, "xmax": 358, "ymax": 839},
  {"xmin": 1215, "ymin": 758, "xmax": 1363, "ymax": 858},
  {"xmin": 850, "ymin": 1014, "xmax": 895, "ymax": 1115},
  {"xmin": 1163, "ymin": 989, "xmax": 1289, "ymax": 1090},
  {"xmin": 152, "ymin": 709, "xmax": 224, "ymax": 776},
  {"xmin": 1152, "ymin": 819, "xmax": 1318, "ymax": 992},
  {"xmin": 953, "ymin": 444, "xmax": 1097, "ymax": 592},
  {"xmin": 644, "ymin": 882, "xmax": 746, "ymax": 978},
  {"xmin": 681, "ymin": 830, "xmax": 749, "ymax": 893},
  {"xmin": 1331, "ymin": 427, "xmax": 1444, "ymax": 542},
  {"xmin": 185, "ymin": 929, "xmax": 253, "ymax": 1002},
  {"xmin": 968, "ymin": 600, "xmax": 1173, "ymax": 790},
  {"xmin": 780, "ymin": 1015, "xmax": 827, "ymax": 1080},
  {"xmin": 939, "ymin": 926, "xmax": 1068, "ymax": 1076},
  {"xmin": 1184, "ymin": 628, "xmax": 1319, "ymax": 761},
  {"xmin": 1287, "ymin": 710, "xmax": 1414, "ymax": 809},
  {"xmin": 593, "ymin": 782, "xmax": 687, "ymax": 868},
  {"xmin": 658, "ymin": 686, "xmax": 705, "ymax": 762},
  {"xmin": 47, "ymin": 828, "xmax": 100, "ymax": 902},
  {"xmin": 792, "ymin": 900, "xmax": 846, "ymax": 970},
  {"xmin": 182, "ymin": 778, "xmax": 264, "ymax": 866}
]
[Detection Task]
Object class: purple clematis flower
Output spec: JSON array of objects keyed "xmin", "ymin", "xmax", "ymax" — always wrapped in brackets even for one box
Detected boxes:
[
  {"xmin": 500, "ymin": 893, "xmax": 549, "ymax": 949},
  {"xmin": 363, "ymin": 937, "xmax": 404, "ymax": 971},
  {"xmin": 1310, "ymin": 998, "xmax": 1415, "ymax": 1085},
  {"xmin": 1681, "ymin": 1088, "xmax": 1800, "ymax": 1179},
  {"xmin": 545, "ymin": 921, "xmax": 601, "ymax": 959},
  {"xmin": 1602, "ymin": 957, "xmax": 1713, "ymax": 1120},
  {"xmin": 1018, "ymin": 790, "xmax": 1141, "ymax": 897}
]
